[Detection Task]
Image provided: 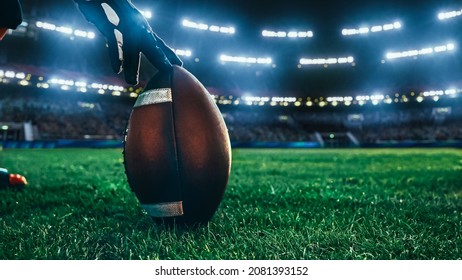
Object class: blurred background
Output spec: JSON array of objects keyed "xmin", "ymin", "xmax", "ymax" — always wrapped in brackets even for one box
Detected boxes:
[{"xmin": 1, "ymin": 0, "xmax": 461, "ymax": 148}]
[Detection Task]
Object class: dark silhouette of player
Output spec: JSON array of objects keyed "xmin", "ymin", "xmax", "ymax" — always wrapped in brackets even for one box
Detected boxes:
[{"xmin": 1, "ymin": 0, "xmax": 182, "ymax": 85}]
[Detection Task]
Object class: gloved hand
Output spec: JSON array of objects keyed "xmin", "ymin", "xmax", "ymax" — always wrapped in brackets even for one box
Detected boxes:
[{"xmin": 74, "ymin": 0, "xmax": 182, "ymax": 85}]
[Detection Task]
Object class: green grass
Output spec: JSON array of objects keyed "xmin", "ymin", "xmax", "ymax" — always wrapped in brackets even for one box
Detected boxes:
[{"xmin": 1, "ymin": 148, "xmax": 461, "ymax": 260}]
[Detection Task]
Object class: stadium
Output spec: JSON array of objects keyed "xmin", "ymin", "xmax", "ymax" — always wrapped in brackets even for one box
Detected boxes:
[{"xmin": 0, "ymin": 0, "xmax": 461, "ymax": 260}]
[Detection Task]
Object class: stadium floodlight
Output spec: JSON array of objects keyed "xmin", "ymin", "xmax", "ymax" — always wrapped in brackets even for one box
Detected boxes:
[
  {"xmin": 209, "ymin": 25, "xmax": 220, "ymax": 32},
  {"xmin": 342, "ymin": 21, "xmax": 401, "ymax": 36},
  {"xmin": 49, "ymin": 78, "xmax": 74, "ymax": 86},
  {"xmin": 182, "ymin": 19, "xmax": 235, "ymax": 34},
  {"xmin": 56, "ymin": 26, "xmax": 73, "ymax": 35},
  {"xmin": 219, "ymin": 26, "xmax": 235, "ymax": 34},
  {"xmin": 438, "ymin": 9, "xmax": 462, "ymax": 20},
  {"xmin": 220, "ymin": 54, "xmax": 272, "ymax": 65},
  {"xmin": 18, "ymin": 80, "xmax": 29, "ymax": 86},
  {"xmin": 140, "ymin": 10, "xmax": 152, "ymax": 19},
  {"xmin": 173, "ymin": 49, "xmax": 192, "ymax": 57},
  {"xmin": 355, "ymin": 95, "xmax": 370, "ymax": 101},
  {"xmin": 74, "ymin": 29, "xmax": 88, "ymax": 37},
  {"xmin": 370, "ymin": 94, "xmax": 385, "ymax": 105},
  {"xmin": 242, "ymin": 96, "xmax": 270, "ymax": 103},
  {"xmin": 299, "ymin": 56, "xmax": 354, "ymax": 65},
  {"xmin": 75, "ymin": 81, "xmax": 87, "ymax": 88},
  {"xmin": 420, "ymin": 88, "xmax": 461, "ymax": 97},
  {"xmin": 423, "ymin": 90, "xmax": 444, "ymax": 97},
  {"xmin": 371, "ymin": 26, "xmax": 383, "ymax": 32},
  {"xmin": 74, "ymin": 29, "xmax": 95, "ymax": 39},
  {"xmin": 326, "ymin": 96, "xmax": 354, "ymax": 103},
  {"xmin": 271, "ymin": 97, "xmax": 297, "ymax": 102},
  {"xmin": 359, "ymin": 27, "xmax": 370, "ymax": 34},
  {"xmin": 15, "ymin": 72, "xmax": 26, "ymax": 79},
  {"xmin": 182, "ymin": 19, "xmax": 208, "ymax": 30},
  {"xmin": 35, "ymin": 20, "xmax": 95, "ymax": 39},
  {"xmin": 262, "ymin": 29, "xmax": 313, "ymax": 39},
  {"xmin": 242, "ymin": 95, "xmax": 269, "ymax": 105},
  {"xmin": 5, "ymin": 71, "xmax": 16, "ymax": 78},
  {"xmin": 444, "ymin": 88, "xmax": 460, "ymax": 95},
  {"xmin": 36, "ymin": 21, "xmax": 56, "ymax": 31},
  {"xmin": 386, "ymin": 43, "xmax": 456, "ymax": 60}
]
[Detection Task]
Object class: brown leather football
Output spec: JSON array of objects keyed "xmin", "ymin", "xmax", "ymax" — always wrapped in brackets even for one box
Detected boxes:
[{"xmin": 123, "ymin": 66, "xmax": 232, "ymax": 225}]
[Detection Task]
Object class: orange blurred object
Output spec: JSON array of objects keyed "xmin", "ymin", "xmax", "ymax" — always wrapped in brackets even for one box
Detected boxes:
[{"xmin": 9, "ymin": 174, "xmax": 28, "ymax": 186}]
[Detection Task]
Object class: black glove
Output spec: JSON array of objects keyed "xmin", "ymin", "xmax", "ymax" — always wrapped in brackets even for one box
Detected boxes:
[
  {"xmin": 0, "ymin": 0, "xmax": 23, "ymax": 40},
  {"xmin": 0, "ymin": 0, "xmax": 22, "ymax": 29},
  {"xmin": 74, "ymin": 0, "xmax": 182, "ymax": 85}
]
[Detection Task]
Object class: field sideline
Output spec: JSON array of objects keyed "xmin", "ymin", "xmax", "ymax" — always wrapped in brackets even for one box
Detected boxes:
[{"xmin": 1, "ymin": 148, "xmax": 461, "ymax": 259}]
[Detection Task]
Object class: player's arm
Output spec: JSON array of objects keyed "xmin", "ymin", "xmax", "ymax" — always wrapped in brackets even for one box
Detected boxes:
[
  {"xmin": 0, "ymin": 0, "xmax": 23, "ymax": 40},
  {"xmin": 74, "ymin": 0, "xmax": 182, "ymax": 85}
]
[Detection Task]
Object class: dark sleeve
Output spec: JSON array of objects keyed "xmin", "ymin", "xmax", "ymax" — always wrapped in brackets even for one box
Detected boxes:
[{"xmin": 0, "ymin": 0, "xmax": 23, "ymax": 29}]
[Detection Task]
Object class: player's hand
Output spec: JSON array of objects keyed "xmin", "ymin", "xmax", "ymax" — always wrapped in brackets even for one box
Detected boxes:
[
  {"xmin": 0, "ymin": 0, "xmax": 23, "ymax": 41},
  {"xmin": 74, "ymin": 0, "xmax": 182, "ymax": 85}
]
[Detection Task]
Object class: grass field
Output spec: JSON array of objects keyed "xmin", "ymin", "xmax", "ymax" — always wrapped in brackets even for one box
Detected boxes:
[{"xmin": 1, "ymin": 148, "xmax": 461, "ymax": 260}]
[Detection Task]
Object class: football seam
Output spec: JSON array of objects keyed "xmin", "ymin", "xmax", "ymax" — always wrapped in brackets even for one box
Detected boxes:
[
  {"xmin": 121, "ymin": 74, "xmax": 185, "ymax": 213},
  {"xmin": 168, "ymin": 70, "xmax": 184, "ymax": 210}
]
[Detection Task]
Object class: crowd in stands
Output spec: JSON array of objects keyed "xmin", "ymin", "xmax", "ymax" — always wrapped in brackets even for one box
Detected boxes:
[
  {"xmin": 0, "ymin": 92, "xmax": 121, "ymax": 140},
  {"xmin": 1, "ymin": 90, "xmax": 462, "ymax": 145}
]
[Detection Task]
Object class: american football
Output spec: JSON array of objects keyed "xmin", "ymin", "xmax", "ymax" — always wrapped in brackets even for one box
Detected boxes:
[{"xmin": 123, "ymin": 65, "xmax": 232, "ymax": 225}]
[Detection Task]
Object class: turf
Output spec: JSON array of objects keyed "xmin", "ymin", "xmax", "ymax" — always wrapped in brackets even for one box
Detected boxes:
[{"xmin": 0, "ymin": 148, "xmax": 461, "ymax": 260}]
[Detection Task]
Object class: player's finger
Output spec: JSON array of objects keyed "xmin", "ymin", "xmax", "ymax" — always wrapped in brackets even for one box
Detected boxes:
[
  {"xmin": 141, "ymin": 32, "xmax": 173, "ymax": 73},
  {"xmin": 107, "ymin": 37, "xmax": 123, "ymax": 74},
  {"xmin": 151, "ymin": 32, "xmax": 183, "ymax": 67},
  {"xmin": 122, "ymin": 40, "xmax": 141, "ymax": 85}
]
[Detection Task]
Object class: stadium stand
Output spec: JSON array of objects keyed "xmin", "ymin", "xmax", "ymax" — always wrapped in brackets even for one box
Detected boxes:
[{"xmin": 1, "ymin": 86, "xmax": 461, "ymax": 147}]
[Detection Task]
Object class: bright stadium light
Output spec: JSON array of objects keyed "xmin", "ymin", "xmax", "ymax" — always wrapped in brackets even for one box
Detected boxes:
[
  {"xmin": 359, "ymin": 27, "xmax": 370, "ymax": 34},
  {"xmin": 75, "ymin": 81, "xmax": 87, "ymax": 88},
  {"xmin": 182, "ymin": 19, "xmax": 235, "ymax": 34},
  {"xmin": 209, "ymin": 25, "xmax": 220, "ymax": 32},
  {"xmin": 35, "ymin": 20, "xmax": 95, "ymax": 39},
  {"xmin": 182, "ymin": 19, "xmax": 207, "ymax": 30},
  {"xmin": 220, "ymin": 54, "xmax": 272, "ymax": 64},
  {"xmin": 36, "ymin": 21, "xmax": 56, "ymax": 31},
  {"xmin": 370, "ymin": 94, "xmax": 385, "ymax": 101},
  {"xmin": 140, "ymin": 10, "xmax": 152, "ymax": 19},
  {"xmin": 5, "ymin": 71, "xmax": 16, "ymax": 78},
  {"xmin": 15, "ymin": 72, "xmax": 26, "ymax": 79},
  {"xmin": 74, "ymin": 29, "xmax": 95, "ymax": 39},
  {"xmin": 386, "ymin": 43, "xmax": 456, "ymax": 60},
  {"xmin": 173, "ymin": 49, "xmax": 192, "ymax": 57},
  {"xmin": 371, "ymin": 26, "xmax": 383, "ymax": 32},
  {"xmin": 74, "ymin": 29, "xmax": 88, "ymax": 37},
  {"xmin": 55, "ymin": 26, "xmax": 73, "ymax": 34},
  {"xmin": 299, "ymin": 56, "xmax": 354, "ymax": 65},
  {"xmin": 342, "ymin": 21, "xmax": 402, "ymax": 36},
  {"xmin": 262, "ymin": 29, "xmax": 313, "ymax": 38},
  {"xmin": 438, "ymin": 8, "xmax": 462, "ymax": 20},
  {"xmin": 326, "ymin": 96, "xmax": 354, "ymax": 103},
  {"xmin": 220, "ymin": 26, "xmax": 235, "ymax": 34}
]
